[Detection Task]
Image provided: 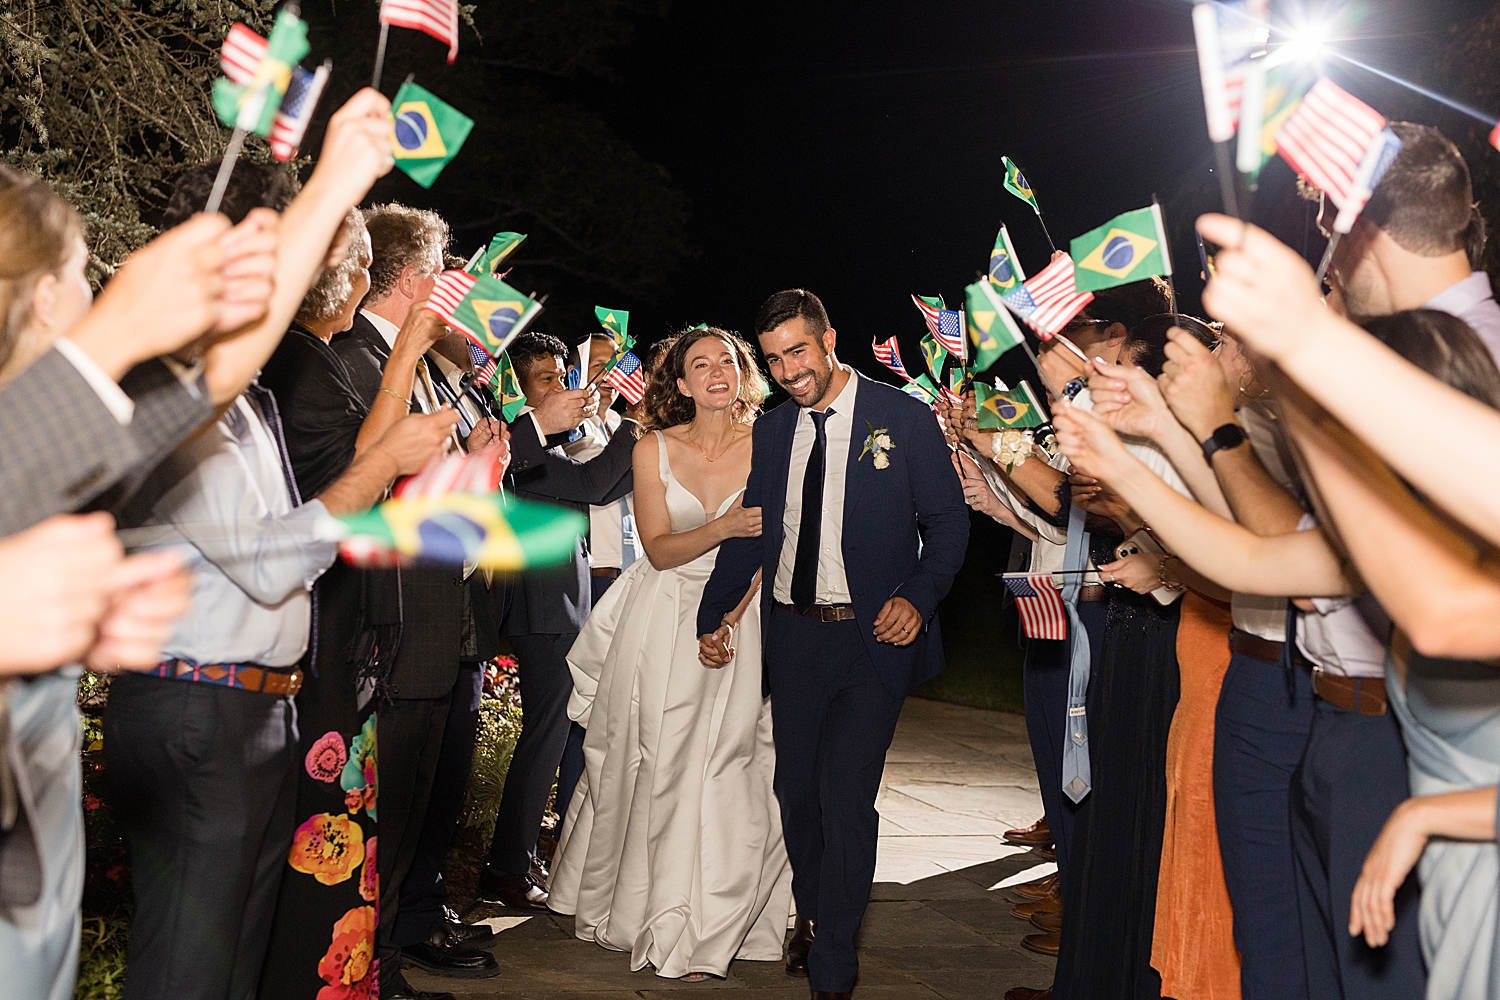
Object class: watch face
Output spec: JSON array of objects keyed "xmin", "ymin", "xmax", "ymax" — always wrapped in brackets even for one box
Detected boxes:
[{"xmin": 1214, "ymin": 424, "xmax": 1246, "ymax": 449}]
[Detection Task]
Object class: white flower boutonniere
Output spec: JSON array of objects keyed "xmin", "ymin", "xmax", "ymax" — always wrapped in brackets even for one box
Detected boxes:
[{"xmin": 858, "ymin": 421, "xmax": 894, "ymax": 470}]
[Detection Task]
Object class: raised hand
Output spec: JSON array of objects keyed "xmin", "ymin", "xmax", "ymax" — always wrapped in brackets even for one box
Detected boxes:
[
  {"xmin": 393, "ymin": 305, "xmax": 450, "ymax": 358},
  {"xmin": 0, "ymin": 513, "xmax": 126, "ymax": 674},
  {"xmin": 531, "ymin": 388, "xmax": 598, "ymax": 436},
  {"xmin": 1159, "ymin": 326, "xmax": 1237, "ymax": 441},
  {"xmin": 1087, "ymin": 356, "xmax": 1173, "ymax": 442},
  {"xmin": 85, "ymin": 549, "xmax": 193, "ymax": 672},
  {"xmin": 1052, "ymin": 402, "xmax": 1134, "ymax": 484},
  {"xmin": 1197, "ymin": 214, "xmax": 1327, "ymax": 363},
  {"xmin": 302, "ymin": 88, "xmax": 396, "ymax": 207},
  {"xmin": 377, "ymin": 410, "xmax": 462, "ymax": 475},
  {"xmin": 211, "ymin": 207, "xmax": 280, "ymax": 335}
]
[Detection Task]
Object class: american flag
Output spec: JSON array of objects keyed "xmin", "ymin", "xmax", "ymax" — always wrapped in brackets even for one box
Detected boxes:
[
  {"xmin": 393, "ymin": 450, "xmax": 503, "ymax": 499},
  {"xmin": 1276, "ymin": 79, "xmax": 1397, "ymax": 235},
  {"xmin": 936, "ymin": 308, "xmax": 967, "ymax": 361},
  {"xmin": 468, "ymin": 341, "xmax": 499, "ymax": 387},
  {"xmin": 426, "ymin": 269, "xmax": 477, "ymax": 327},
  {"xmin": 1001, "ymin": 255, "xmax": 1094, "ymax": 339},
  {"xmin": 605, "ymin": 350, "xmax": 646, "ymax": 405},
  {"xmin": 379, "ymin": 0, "xmax": 460, "ymax": 63},
  {"xmin": 270, "ymin": 62, "xmax": 329, "ymax": 161},
  {"xmin": 1003, "ymin": 574, "xmax": 1069, "ymax": 641},
  {"xmin": 872, "ymin": 337, "xmax": 910, "ymax": 382}
]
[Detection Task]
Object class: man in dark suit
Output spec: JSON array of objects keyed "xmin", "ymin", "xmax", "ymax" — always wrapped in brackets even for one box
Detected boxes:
[
  {"xmin": 698, "ymin": 289, "xmax": 968, "ymax": 1000},
  {"xmin": 476, "ymin": 331, "xmax": 637, "ymax": 911}
]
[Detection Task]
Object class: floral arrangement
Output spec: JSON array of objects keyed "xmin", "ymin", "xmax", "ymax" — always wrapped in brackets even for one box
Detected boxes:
[
  {"xmin": 461, "ymin": 655, "xmax": 525, "ymax": 843},
  {"xmin": 858, "ymin": 422, "xmax": 894, "ymax": 470},
  {"xmin": 992, "ymin": 428, "xmax": 1035, "ymax": 473}
]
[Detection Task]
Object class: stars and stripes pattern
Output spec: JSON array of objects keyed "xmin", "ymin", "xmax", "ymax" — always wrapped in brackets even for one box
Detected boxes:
[
  {"xmin": 220, "ymin": 24, "xmax": 267, "ymax": 82},
  {"xmin": 911, "ymin": 295, "xmax": 942, "ymax": 338},
  {"xmin": 393, "ymin": 450, "xmax": 504, "ymax": 500},
  {"xmin": 1003, "ymin": 574, "xmax": 1069, "ymax": 640},
  {"xmin": 379, "ymin": 0, "xmax": 460, "ymax": 63},
  {"xmin": 872, "ymin": 337, "xmax": 911, "ymax": 382},
  {"xmin": 605, "ymin": 350, "xmax": 646, "ymax": 405},
  {"xmin": 936, "ymin": 307, "xmax": 967, "ymax": 360},
  {"xmin": 468, "ymin": 341, "xmax": 499, "ymax": 387},
  {"xmin": 1001, "ymin": 255, "xmax": 1094, "ymax": 339},
  {"xmin": 426, "ymin": 269, "xmax": 478, "ymax": 325},
  {"xmin": 1276, "ymin": 79, "xmax": 1391, "ymax": 233},
  {"xmin": 269, "ymin": 62, "xmax": 329, "ymax": 161}
]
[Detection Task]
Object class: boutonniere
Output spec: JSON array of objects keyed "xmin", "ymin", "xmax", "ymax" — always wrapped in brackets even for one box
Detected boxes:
[{"xmin": 858, "ymin": 420, "xmax": 894, "ymax": 470}]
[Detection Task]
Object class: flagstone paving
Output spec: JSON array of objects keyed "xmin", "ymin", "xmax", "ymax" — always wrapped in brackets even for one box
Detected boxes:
[{"xmin": 414, "ymin": 698, "xmax": 1056, "ymax": 1000}]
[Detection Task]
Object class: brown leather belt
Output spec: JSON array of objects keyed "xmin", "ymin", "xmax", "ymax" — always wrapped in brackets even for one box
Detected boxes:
[
  {"xmin": 1078, "ymin": 584, "xmax": 1108, "ymax": 603},
  {"xmin": 149, "ymin": 659, "xmax": 303, "ymax": 697},
  {"xmin": 591, "ymin": 567, "xmax": 620, "ymax": 579},
  {"xmin": 775, "ymin": 602, "xmax": 857, "ymax": 622},
  {"xmin": 1230, "ymin": 628, "xmax": 1283, "ymax": 663},
  {"xmin": 1312, "ymin": 667, "xmax": 1388, "ymax": 716}
]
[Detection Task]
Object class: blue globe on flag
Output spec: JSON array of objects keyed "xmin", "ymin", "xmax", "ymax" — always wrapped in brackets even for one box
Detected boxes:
[
  {"xmin": 395, "ymin": 110, "xmax": 429, "ymax": 151},
  {"xmin": 416, "ymin": 510, "xmax": 486, "ymax": 565},
  {"xmin": 1101, "ymin": 235, "xmax": 1137, "ymax": 271},
  {"xmin": 486, "ymin": 304, "xmax": 522, "ymax": 340},
  {"xmin": 990, "ymin": 253, "xmax": 1014, "ymax": 284}
]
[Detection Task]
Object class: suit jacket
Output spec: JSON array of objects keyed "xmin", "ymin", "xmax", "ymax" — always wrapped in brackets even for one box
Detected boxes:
[
  {"xmin": 698, "ymin": 372, "xmax": 969, "ymax": 697},
  {"xmin": 504, "ymin": 411, "xmax": 635, "ymax": 635},
  {"xmin": 0, "ymin": 348, "xmax": 213, "ymax": 535}
]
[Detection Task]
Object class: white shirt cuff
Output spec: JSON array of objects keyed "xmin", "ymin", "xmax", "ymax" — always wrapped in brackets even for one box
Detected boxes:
[{"xmin": 54, "ymin": 339, "xmax": 134, "ymax": 425}]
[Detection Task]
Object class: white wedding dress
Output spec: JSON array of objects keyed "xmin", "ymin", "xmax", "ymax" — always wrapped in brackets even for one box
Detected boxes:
[{"xmin": 548, "ymin": 430, "xmax": 793, "ymax": 979}]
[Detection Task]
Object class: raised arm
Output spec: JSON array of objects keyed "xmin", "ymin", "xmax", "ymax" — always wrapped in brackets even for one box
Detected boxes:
[
  {"xmin": 507, "ymin": 415, "xmax": 636, "ymax": 505},
  {"xmin": 632, "ymin": 434, "xmax": 761, "ymax": 571}
]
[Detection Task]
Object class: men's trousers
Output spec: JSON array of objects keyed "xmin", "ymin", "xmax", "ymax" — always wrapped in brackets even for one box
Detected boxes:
[
  {"xmin": 376, "ymin": 692, "xmax": 452, "ymax": 994},
  {"xmin": 104, "ymin": 673, "xmax": 298, "ymax": 1000},
  {"xmin": 486, "ymin": 632, "xmax": 577, "ymax": 875},
  {"xmin": 1291, "ymin": 697, "xmax": 1425, "ymax": 998},
  {"xmin": 393, "ymin": 664, "xmax": 484, "ymax": 947},
  {"xmin": 1214, "ymin": 650, "xmax": 1314, "ymax": 1000},
  {"xmin": 765, "ymin": 607, "xmax": 905, "ymax": 995}
]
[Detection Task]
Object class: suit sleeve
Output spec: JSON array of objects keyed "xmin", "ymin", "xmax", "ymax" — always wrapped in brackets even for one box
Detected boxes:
[
  {"xmin": 892, "ymin": 404, "xmax": 969, "ymax": 622},
  {"xmin": 506, "ymin": 417, "xmax": 635, "ymax": 505},
  {"xmin": 697, "ymin": 420, "xmax": 768, "ymax": 636}
]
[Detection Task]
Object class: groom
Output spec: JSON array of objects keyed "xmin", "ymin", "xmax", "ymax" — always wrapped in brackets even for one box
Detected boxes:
[{"xmin": 698, "ymin": 289, "xmax": 968, "ymax": 999}]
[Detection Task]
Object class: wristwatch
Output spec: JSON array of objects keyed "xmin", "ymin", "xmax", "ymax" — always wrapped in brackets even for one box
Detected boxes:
[{"xmin": 1200, "ymin": 422, "xmax": 1247, "ymax": 462}]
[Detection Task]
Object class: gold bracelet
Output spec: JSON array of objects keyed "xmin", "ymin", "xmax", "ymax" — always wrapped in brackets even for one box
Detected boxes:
[
  {"xmin": 378, "ymin": 387, "xmax": 411, "ymax": 410},
  {"xmin": 1157, "ymin": 555, "xmax": 1185, "ymax": 592}
]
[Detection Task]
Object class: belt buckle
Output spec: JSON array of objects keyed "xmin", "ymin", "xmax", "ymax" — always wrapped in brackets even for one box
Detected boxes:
[
  {"xmin": 818, "ymin": 606, "xmax": 836, "ymax": 622},
  {"xmin": 285, "ymin": 670, "xmax": 303, "ymax": 698}
]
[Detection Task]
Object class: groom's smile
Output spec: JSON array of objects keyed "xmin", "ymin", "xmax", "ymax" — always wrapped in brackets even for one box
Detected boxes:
[{"xmin": 758, "ymin": 315, "xmax": 845, "ymax": 411}]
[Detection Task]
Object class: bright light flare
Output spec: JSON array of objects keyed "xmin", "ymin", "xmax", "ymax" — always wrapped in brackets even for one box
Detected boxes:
[{"xmin": 1283, "ymin": 20, "xmax": 1332, "ymax": 63}]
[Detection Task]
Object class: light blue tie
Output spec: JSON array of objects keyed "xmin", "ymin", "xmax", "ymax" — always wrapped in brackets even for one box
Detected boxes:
[
  {"xmin": 1060, "ymin": 501, "xmax": 1093, "ymax": 803},
  {"xmin": 618, "ymin": 498, "xmax": 639, "ymax": 569}
]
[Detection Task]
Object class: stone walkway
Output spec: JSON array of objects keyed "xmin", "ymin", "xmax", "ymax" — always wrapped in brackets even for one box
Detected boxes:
[{"xmin": 412, "ymin": 698, "xmax": 1055, "ymax": 999}]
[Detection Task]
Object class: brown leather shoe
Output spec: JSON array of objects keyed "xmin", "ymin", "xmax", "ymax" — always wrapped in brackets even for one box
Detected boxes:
[
  {"xmin": 1030, "ymin": 910, "xmax": 1063, "ymax": 933},
  {"xmin": 1012, "ymin": 874, "xmax": 1059, "ymax": 900},
  {"xmin": 1004, "ymin": 988, "xmax": 1052, "ymax": 1000},
  {"xmin": 785, "ymin": 917, "xmax": 815, "ymax": 977},
  {"xmin": 1010, "ymin": 890, "xmax": 1061, "ymax": 919},
  {"xmin": 1022, "ymin": 930, "xmax": 1061, "ymax": 956},
  {"xmin": 475, "ymin": 868, "xmax": 549, "ymax": 912},
  {"xmin": 1003, "ymin": 816, "xmax": 1052, "ymax": 847}
]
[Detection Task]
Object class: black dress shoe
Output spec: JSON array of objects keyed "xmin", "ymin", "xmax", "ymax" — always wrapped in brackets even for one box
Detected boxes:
[
  {"xmin": 383, "ymin": 969, "xmax": 457, "ymax": 1000},
  {"xmin": 441, "ymin": 905, "xmax": 496, "ymax": 946},
  {"xmin": 811, "ymin": 992, "xmax": 852, "ymax": 999},
  {"xmin": 476, "ymin": 867, "xmax": 549, "ymax": 912},
  {"xmin": 785, "ymin": 916, "xmax": 815, "ymax": 977},
  {"xmin": 401, "ymin": 927, "xmax": 501, "ymax": 978}
]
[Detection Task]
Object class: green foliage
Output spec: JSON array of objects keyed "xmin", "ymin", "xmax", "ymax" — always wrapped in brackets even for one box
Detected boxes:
[
  {"xmin": 459, "ymin": 694, "xmax": 524, "ymax": 844},
  {"xmin": 75, "ymin": 916, "xmax": 129, "ymax": 1000}
]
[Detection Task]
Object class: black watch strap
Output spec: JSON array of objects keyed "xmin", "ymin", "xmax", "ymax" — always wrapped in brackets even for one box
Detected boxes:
[{"xmin": 1201, "ymin": 422, "xmax": 1247, "ymax": 462}]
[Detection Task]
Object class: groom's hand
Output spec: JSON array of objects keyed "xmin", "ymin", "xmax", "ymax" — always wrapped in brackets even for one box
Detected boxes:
[
  {"xmin": 873, "ymin": 596, "xmax": 921, "ymax": 646},
  {"xmin": 698, "ymin": 623, "xmax": 734, "ymax": 667}
]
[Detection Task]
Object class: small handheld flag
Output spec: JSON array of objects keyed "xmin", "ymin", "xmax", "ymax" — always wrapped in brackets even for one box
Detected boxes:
[
  {"xmin": 604, "ymin": 351, "xmax": 646, "ymax": 405},
  {"xmin": 394, "ymin": 449, "xmax": 504, "ymax": 500},
  {"xmin": 211, "ymin": 10, "xmax": 310, "ymax": 139},
  {"xmin": 911, "ymin": 294, "xmax": 945, "ymax": 340},
  {"xmin": 903, "ymin": 373, "xmax": 941, "ymax": 406},
  {"xmin": 465, "ymin": 232, "xmax": 527, "ymax": 276},
  {"xmin": 1276, "ymin": 79, "xmax": 1401, "ymax": 234},
  {"xmin": 330, "ymin": 493, "xmax": 586, "ymax": 571},
  {"xmin": 964, "ymin": 280, "xmax": 1025, "ymax": 371},
  {"xmin": 379, "ymin": 0, "xmax": 459, "ymax": 62},
  {"xmin": 390, "ymin": 80, "xmax": 473, "ymax": 189},
  {"xmin": 497, "ymin": 353, "xmax": 526, "ymax": 421},
  {"xmin": 426, "ymin": 269, "xmax": 543, "ymax": 358},
  {"xmin": 989, "ymin": 224, "xmax": 1026, "ymax": 294},
  {"xmin": 1070, "ymin": 205, "xmax": 1173, "ymax": 292},
  {"xmin": 920, "ymin": 332, "xmax": 949, "ymax": 382},
  {"xmin": 872, "ymin": 337, "xmax": 911, "ymax": 382},
  {"xmin": 591, "ymin": 307, "xmax": 635, "ymax": 382},
  {"xmin": 1001, "ymin": 254, "xmax": 1095, "ymax": 339},
  {"xmin": 270, "ymin": 61, "xmax": 331, "ymax": 161},
  {"xmin": 1003, "ymin": 574, "xmax": 1069, "ymax": 641},
  {"xmin": 976, "ymin": 380, "xmax": 1046, "ymax": 430},
  {"xmin": 1002, "ymin": 157, "xmax": 1040, "ymax": 213},
  {"xmin": 468, "ymin": 341, "xmax": 499, "ymax": 387}
]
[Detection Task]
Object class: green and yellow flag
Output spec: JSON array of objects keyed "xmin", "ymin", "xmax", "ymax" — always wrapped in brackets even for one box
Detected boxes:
[
  {"xmin": 467, "ymin": 232, "xmax": 528, "ymax": 276},
  {"xmin": 332, "ymin": 493, "xmax": 586, "ymax": 571},
  {"xmin": 1002, "ymin": 157, "xmax": 1041, "ymax": 214},
  {"xmin": 988, "ymin": 224, "xmax": 1026, "ymax": 294},
  {"xmin": 903, "ymin": 373, "xmax": 941, "ymax": 406},
  {"xmin": 497, "ymin": 352, "xmax": 527, "ymax": 421},
  {"xmin": 1250, "ymin": 67, "xmax": 1314, "ymax": 181},
  {"xmin": 594, "ymin": 306, "xmax": 635, "ymax": 378},
  {"xmin": 429, "ymin": 270, "xmax": 542, "ymax": 357},
  {"xmin": 920, "ymin": 331, "xmax": 949, "ymax": 382},
  {"xmin": 211, "ymin": 10, "xmax": 310, "ymax": 137},
  {"xmin": 964, "ymin": 280, "xmax": 1025, "ymax": 371},
  {"xmin": 976, "ymin": 380, "xmax": 1046, "ymax": 430},
  {"xmin": 1070, "ymin": 205, "xmax": 1172, "ymax": 292},
  {"xmin": 390, "ymin": 81, "xmax": 474, "ymax": 189}
]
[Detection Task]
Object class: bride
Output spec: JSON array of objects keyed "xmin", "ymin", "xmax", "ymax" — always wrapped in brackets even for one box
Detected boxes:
[{"xmin": 547, "ymin": 325, "xmax": 793, "ymax": 980}]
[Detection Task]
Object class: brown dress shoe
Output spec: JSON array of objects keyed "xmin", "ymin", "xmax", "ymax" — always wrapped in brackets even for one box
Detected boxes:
[
  {"xmin": 1010, "ymin": 891, "xmax": 1061, "ymax": 919},
  {"xmin": 1012, "ymin": 874, "xmax": 1059, "ymax": 900},
  {"xmin": 785, "ymin": 917, "xmax": 815, "ymax": 977},
  {"xmin": 1022, "ymin": 930, "xmax": 1061, "ymax": 956},
  {"xmin": 1004, "ymin": 988, "xmax": 1052, "ymax": 1000},
  {"xmin": 1030, "ymin": 910, "xmax": 1063, "ymax": 933},
  {"xmin": 1003, "ymin": 816, "xmax": 1052, "ymax": 847},
  {"xmin": 475, "ymin": 868, "xmax": 549, "ymax": 912}
]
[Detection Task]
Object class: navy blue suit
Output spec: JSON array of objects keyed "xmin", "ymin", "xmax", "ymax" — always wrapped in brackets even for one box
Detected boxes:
[{"xmin": 698, "ymin": 371, "xmax": 967, "ymax": 992}]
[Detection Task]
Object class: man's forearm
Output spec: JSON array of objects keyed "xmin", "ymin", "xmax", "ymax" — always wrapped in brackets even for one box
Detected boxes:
[
  {"xmin": 1155, "ymin": 421, "xmax": 1231, "ymax": 518},
  {"xmin": 318, "ymin": 446, "xmax": 399, "ymax": 515},
  {"xmin": 1213, "ymin": 447, "xmax": 1304, "ymax": 535}
]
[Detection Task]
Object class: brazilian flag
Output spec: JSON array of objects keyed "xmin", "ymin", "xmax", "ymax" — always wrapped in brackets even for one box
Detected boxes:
[
  {"xmin": 211, "ymin": 10, "xmax": 309, "ymax": 137},
  {"xmin": 920, "ymin": 332, "xmax": 949, "ymax": 382},
  {"xmin": 1250, "ymin": 66, "xmax": 1314, "ymax": 181},
  {"xmin": 497, "ymin": 353, "xmax": 527, "ymax": 422},
  {"xmin": 1070, "ymin": 205, "xmax": 1172, "ymax": 292},
  {"xmin": 467, "ymin": 232, "xmax": 527, "ymax": 276},
  {"xmin": 332, "ymin": 493, "xmax": 587, "ymax": 571},
  {"xmin": 390, "ymin": 81, "xmax": 474, "ymax": 189},
  {"xmin": 1002, "ymin": 156, "xmax": 1041, "ymax": 214},
  {"xmin": 976, "ymin": 380, "xmax": 1046, "ymax": 430},
  {"xmin": 594, "ymin": 306, "xmax": 635, "ymax": 378},
  {"xmin": 441, "ymin": 272, "xmax": 542, "ymax": 357},
  {"xmin": 964, "ymin": 280, "xmax": 1024, "ymax": 371},
  {"xmin": 903, "ymin": 373, "xmax": 940, "ymax": 406},
  {"xmin": 989, "ymin": 224, "xmax": 1025, "ymax": 294}
]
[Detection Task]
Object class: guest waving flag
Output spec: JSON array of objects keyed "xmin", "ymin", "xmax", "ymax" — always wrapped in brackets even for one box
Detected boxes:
[
  {"xmin": 1001, "ymin": 253, "xmax": 1094, "ymax": 338},
  {"xmin": 1002, "ymin": 155, "xmax": 1058, "ymax": 251},
  {"xmin": 975, "ymin": 380, "xmax": 1045, "ymax": 430},
  {"xmin": 604, "ymin": 350, "xmax": 647, "ymax": 405},
  {"xmin": 911, "ymin": 295, "xmax": 965, "ymax": 360},
  {"xmin": 1002, "ymin": 574, "xmax": 1068, "ymax": 641},
  {"xmin": 380, "ymin": 0, "xmax": 460, "ymax": 62},
  {"xmin": 964, "ymin": 279, "xmax": 1024, "ymax": 370},
  {"xmin": 426, "ymin": 268, "xmax": 543, "ymax": 356},
  {"xmin": 872, "ymin": 336, "xmax": 911, "ymax": 381},
  {"xmin": 210, "ymin": 9, "xmax": 310, "ymax": 137},
  {"xmin": 1070, "ymin": 204, "xmax": 1173, "ymax": 292},
  {"xmin": 216, "ymin": 19, "xmax": 328, "ymax": 160},
  {"xmin": 1276, "ymin": 78, "xmax": 1402, "ymax": 233}
]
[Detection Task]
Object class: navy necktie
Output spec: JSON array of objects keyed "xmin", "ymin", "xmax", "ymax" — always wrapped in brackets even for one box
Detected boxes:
[{"xmin": 791, "ymin": 408, "xmax": 833, "ymax": 611}]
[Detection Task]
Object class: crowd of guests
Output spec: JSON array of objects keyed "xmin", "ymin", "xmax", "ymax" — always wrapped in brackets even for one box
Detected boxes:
[
  {"xmin": 0, "ymin": 70, "xmax": 1496, "ymax": 1000},
  {"xmin": 960, "ymin": 120, "xmax": 1500, "ymax": 1000}
]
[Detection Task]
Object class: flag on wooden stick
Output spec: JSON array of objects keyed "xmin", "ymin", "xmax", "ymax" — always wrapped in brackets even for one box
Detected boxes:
[{"xmin": 379, "ymin": 0, "xmax": 459, "ymax": 62}]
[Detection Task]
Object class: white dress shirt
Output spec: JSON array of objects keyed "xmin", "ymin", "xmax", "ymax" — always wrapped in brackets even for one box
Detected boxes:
[
  {"xmin": 563, "ymin": 411, "xmax": 634, "ymax": 570},
  {"xmin": 1426, "ymin": 271, "xmax": 1500, "ymax": 364},
  {"xmin": 773, "ymin": 366, "xmax": 859, "ymax": 605},
  {"xmin": 1289, "ymin": 513, "xmax": 1389, "ymax": 678}
]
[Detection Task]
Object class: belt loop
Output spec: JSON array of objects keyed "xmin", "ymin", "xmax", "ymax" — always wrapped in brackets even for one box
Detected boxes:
[
  {"xmin": 1353, "ymin": 677, "xmax": 1362, "ymax": 714},
  {"xmin": 1281, "ymin": 603, "xmax": 1298, "ymax": 703}
]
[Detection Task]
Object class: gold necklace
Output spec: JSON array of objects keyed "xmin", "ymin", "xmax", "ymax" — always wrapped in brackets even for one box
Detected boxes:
[{"xmin": 685, "ymin": 428, "xmax": 733, "ymax": 463}]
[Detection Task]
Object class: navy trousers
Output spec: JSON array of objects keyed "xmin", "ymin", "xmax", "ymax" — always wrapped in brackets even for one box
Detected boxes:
[
  {"xmin": 765, "ymin": 607, "xmax": 905, "ymax": 995},
  {"xmin": 1214, "ymin": 651, "xmax": 1314, "ymax": 1000},
  {"xmin": 393, "ymin": 664, "xmax": 484, "ymax": 947},
  {"xmin": 1291, "ymin": 698, "xmax": 1425, "ymax": 998}
]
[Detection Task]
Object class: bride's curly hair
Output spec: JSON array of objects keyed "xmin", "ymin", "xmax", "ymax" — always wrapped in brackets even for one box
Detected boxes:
[{"xmin": 638, "ymin": 326, "xmax": 768, "ymax": 433}]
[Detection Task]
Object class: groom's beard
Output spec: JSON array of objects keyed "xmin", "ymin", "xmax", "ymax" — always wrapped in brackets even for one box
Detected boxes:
[{"xmin": 776, "ymin": 357, "xmax": 834, "ymax": 407}]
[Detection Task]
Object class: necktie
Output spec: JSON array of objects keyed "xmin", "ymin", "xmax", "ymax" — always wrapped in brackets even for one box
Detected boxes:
[
  {"xmin": 791, "ymin": 408, "xmax": 833, "ymax": 611},
  {"xmin": 1060, "ymin": 500, "xmax": 1093, "ymax": 803}
]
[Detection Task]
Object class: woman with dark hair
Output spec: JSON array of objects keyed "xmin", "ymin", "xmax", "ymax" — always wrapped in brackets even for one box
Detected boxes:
[{"xmin": 547, "ymin": 325, "xmax": 791, "ymax": 981}]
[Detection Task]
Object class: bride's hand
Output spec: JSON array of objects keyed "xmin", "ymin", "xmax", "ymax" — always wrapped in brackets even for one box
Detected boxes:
[
  {"xmin": 698, "ymin": 622, "xmax": 734, "ymax": 668},
  {"xmin": 716, "ymin": 500, "xmax": 762, "ymax": 539}
]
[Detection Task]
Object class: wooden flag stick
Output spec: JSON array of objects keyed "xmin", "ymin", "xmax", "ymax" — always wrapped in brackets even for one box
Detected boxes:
[
  {"xmin": 371, "ymin": 22, "xmax": 391, "ymax": 91},
  {"xmin": 204, "ymin": 127, "xmax": 248, "ymax": 216},
  {"xmin": 463, "ymin": 244, "xmax": 486, "ymax": 271}
]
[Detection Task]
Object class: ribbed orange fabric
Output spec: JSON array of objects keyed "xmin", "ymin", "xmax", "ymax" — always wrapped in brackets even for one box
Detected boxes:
[{"xmin": 1153, "ymin": 591, "xmax": 1242, "ymax": 999}]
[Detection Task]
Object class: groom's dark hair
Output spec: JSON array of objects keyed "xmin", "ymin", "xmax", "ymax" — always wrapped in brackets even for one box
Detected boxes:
[{"xmin": 755, "ymin": 289, "xmax": 829, "ymax": 338}]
